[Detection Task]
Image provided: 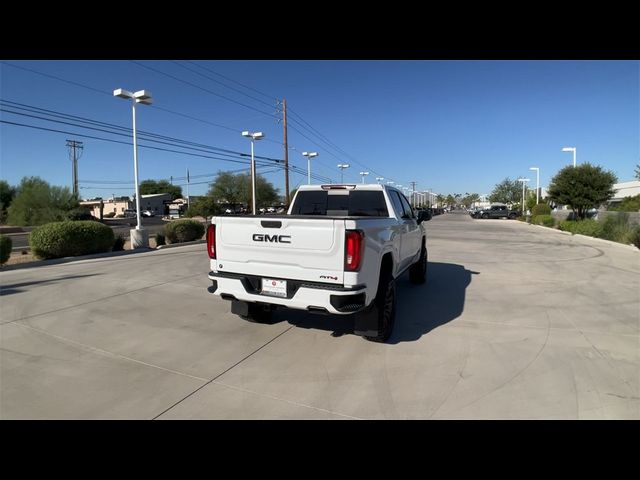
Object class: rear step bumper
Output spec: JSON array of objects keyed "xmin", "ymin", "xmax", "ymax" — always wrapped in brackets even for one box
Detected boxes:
[{"xmin": 208, "ymin": 271, "xmax": 368, "ymax": 315}]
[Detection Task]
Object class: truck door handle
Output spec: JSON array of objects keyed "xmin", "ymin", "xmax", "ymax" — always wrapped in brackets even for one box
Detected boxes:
[{"xmin": 261, "ymin": 221, "xmax": 282, "ymax": 228}]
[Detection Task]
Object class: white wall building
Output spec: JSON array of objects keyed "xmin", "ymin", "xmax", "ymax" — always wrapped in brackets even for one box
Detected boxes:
[{"xmin": 610, "ymin": 180, "xmax": 640, "ymax": 206}]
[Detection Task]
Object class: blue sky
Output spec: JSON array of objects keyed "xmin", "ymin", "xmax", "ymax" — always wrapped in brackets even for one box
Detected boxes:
[{"xmin": 1, "ymin": 60, "xmax": 638, "ymax": 200}]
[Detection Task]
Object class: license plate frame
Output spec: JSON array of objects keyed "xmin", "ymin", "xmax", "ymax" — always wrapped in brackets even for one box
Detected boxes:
[{"xmin": 261, "ymin": 278, "xmax": 287, "ymax": 298}]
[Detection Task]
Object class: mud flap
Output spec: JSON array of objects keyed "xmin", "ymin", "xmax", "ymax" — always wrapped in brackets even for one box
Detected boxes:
[
  {"xmin": 353, "ymin": 304, "xmax": 379, "ymax": 337},
  {"xmin": 230, "ymin": 300, "xmax": 249, "ymax": 317}
]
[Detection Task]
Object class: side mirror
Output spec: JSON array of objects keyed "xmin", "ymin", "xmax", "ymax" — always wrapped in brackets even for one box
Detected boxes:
[{"xmin": 417, "ymin": 210, "xmax": 431, "ymax": 224}]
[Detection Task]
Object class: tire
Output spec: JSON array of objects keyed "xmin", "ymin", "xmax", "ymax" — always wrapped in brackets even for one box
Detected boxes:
[
  {"xmin": 364, "ymin": 272, "xmax": 397, "ymax": 343},
  {"xmin": 508, "ymin": 213, "xmax": 516, "ymax": 219},
  {"xmin": 240, "ymin": 303, "xmax": 274, "ymax": 324},
  {"xmin": 481, "ymin": 213, "xmax": 489, "ymax": 219},
  {"xmin": 409, "ymin": 245, "xmax": 427, "ymax": 284}
]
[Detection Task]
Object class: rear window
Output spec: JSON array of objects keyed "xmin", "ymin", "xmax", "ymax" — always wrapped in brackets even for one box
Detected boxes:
[{"xmin": 291, "ymin": 190, "xmax": 389, "ymax": 216}]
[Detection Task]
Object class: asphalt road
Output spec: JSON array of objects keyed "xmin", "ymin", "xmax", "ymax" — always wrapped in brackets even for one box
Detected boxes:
[{"xmin": 1, "ymin": 212, "xmax": 638, "ymax": 419}]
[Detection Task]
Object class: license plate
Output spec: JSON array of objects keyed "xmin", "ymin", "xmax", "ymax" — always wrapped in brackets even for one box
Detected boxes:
[{"xmin": 261, "ymin": 278, "xmax": 287, "ymax": 297}]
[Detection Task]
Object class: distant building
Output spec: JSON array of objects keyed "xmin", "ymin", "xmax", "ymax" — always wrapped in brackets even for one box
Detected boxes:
[
  {"xmin": 609, "ymin": 180, "xmax": 640, "ymax": 207},
  {"xmin": 81, "ymin": 197, "xmax": 133, "ymax": 218},
  {"xmin": 167, "ymin": 198, "xmax": 188, "ymax": 218},
  {"xmin": 140, "ymin": 193, "xmax": 172, "ymax": 216}
]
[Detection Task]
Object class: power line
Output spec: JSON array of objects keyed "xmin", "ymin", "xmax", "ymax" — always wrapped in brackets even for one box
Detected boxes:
[
  {"xmin": 1, "ymin": 62, "xmax": 355, "ymax": 184},
  {"xmin": 172, "ymin": 61, "xmax": 277, "ymax": 110},
  {"xmin": 1, "ymin": 61, "xmax": 112, "ymax": 97},
  {"xmin": 129, "ymin": 61, "xmax": 279, "ymax": 119},
  {"xmin": 0, "ymin": 62, "xmax": 279, "ymax": 140},
  {"xmin": 2, "ymin": 118, "xmax": 333, "ymax": 184},
  {"xmin": 184, "ymin": 61, "xmax": 279, "ymax": 103},
  {"xmin": 0, "ymin": 119, "xmax": 275, "ymax": 168},
  {"xmin": 0, "ymin": 101, "xmax": 285, "ymax": 163}
]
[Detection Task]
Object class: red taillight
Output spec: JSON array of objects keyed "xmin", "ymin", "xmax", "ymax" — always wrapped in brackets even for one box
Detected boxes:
[
  {"xmin": 207, "ymin": 224, "xmax": 216, "ymax": 259},
  {"xmin": 345, "ymin": 230, "xmax": 364, "ymax": 271}
]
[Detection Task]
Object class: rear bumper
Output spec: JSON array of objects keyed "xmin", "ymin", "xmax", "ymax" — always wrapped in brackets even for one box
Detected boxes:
[{"xmin": 208, "ymin": 271, "xmax": 368, "ymax": 315}]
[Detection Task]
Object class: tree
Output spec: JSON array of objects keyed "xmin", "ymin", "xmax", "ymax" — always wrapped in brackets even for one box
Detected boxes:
[
  {"xmin": 209, "ymin": 171, "xmax": 279, "ymax": 208},
  {"xmin": 547, "ymin": 163, "xmax": 617, "ymax": 220},
  {"xmin": 461, "ymin": 193, "xmax": 480, "ymax": 208},
  {"xmin": 635, "ymin": 164, "xmax": 640, "ymax": 180},
  {"xmin": 489, "ymin": 178, "xmax": 521, "ymax": 205},
  {"xmin": 445, "ymin": 194, "xmax": 456, "ymax": 206},
  {"xmin": 288, "ymin": 188, "xmax": 298, "ymax": 204},
  {"xmin": 0, "ymin": 180, "xmax": 16, "ymax": 223},
  {"xmin": 525, "ymin": 190, "xmax": 540, "ymax": 211},
  {"xmin": 6, "ymin": 176, "xmax": 79, "ymax": 226},
  {"xmin": 186, "ymin": 196, "xmax": 221, "ymax": 218},
  {"xmin": 139, "ymin": 179, "xmax": 182, "ymax": 200}
]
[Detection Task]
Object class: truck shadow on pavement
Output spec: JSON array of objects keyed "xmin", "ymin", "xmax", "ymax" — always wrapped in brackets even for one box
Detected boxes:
[{"xmin": 273, "ymin": 262, "xmax": 478, "ymax": 344}]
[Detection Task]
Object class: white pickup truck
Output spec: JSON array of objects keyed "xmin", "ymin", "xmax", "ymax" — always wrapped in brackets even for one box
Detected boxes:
[{"xmin": 206, "ymin": 184, "xmax": 430, "ymax": 342}]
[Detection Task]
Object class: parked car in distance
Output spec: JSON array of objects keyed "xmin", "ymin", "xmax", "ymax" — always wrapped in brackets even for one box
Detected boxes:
[
  {"xmin": 123, "ymin": 209, "xmax": 136, "ymax": 218},
  {"xmin": 142, "ymin": 210, "xmax": 154, "ymax": 217},
  {"xmin": 474, "ymin": 203, "xmax": 519, "ymax": 219}
]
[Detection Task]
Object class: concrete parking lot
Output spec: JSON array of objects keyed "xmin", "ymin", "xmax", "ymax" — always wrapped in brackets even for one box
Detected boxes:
[{"xmin": 1, "ymin": 212, "xmax": 638, "ymax": 419}]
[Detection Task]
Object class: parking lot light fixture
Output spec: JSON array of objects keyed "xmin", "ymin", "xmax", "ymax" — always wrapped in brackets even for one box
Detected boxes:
[
  {"xmin": 359, "ymin": 171, "xmax": 370, "ymax": 184},
  {"xmin": 529, "ymin": 167, "xmax": 540, "ymax": 204},
  {"xmin": 337, "ymin": 164, "xmax": 350, "ymax": 183},
  {"xmin": 518, "ymin": 178, "xmax": 530, "ymax": 214},
  {"xmin": 113, "ymin": 87, "xmax": 153, "ymax": 249},
  {"xmin": 302, "ymin": 151, "xmax": 319, "ymax": 185},
  {"xmin": 242, "ymin": 131, "xmax": 264, "ymax": 215},
  {"xmin": 561, "ymin": 147, "xmax": 576, "ymax": 167}
]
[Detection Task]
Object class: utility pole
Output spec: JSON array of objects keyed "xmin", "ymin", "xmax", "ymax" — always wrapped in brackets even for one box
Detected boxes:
[
  {"xmin": 66, "ymin": 140, "xmax": 83, "ymax": 197},
  {"xmin": 282, "ymin": 99, "xmax": 290, "ymax": 206},
  {"xmin": 409, "ymin": 181, "xmax": 417, "ymax": 208},
  {"xmin": 186, "ymin": 168, "xmax": 190, "ymax": 210}
]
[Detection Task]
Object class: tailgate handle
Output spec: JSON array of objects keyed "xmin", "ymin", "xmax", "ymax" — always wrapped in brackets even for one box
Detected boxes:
[{"xmin": 261, "ymin": 221, "xmax": 281, "ymax": 228}]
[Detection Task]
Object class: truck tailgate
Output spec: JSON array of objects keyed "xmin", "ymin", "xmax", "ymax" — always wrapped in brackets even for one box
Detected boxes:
[{"xmin": 214, "ymin": 217, "xmax": 346, "ymax": 284}]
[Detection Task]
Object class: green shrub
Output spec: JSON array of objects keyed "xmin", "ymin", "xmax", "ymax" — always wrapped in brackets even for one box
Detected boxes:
[
  {"xmin": 599, "ymin": 212, "xmax": 632, "ymax": 243},
  {"xmin": 532, "ymin": 203, "xmax": 551, "ymax": 216},
  {"xmin": 66, "ymin": 208, "xmax": 96, "ymax": 221},
  {"xmin": 104, "ymin": 212, "xmax": 116, "ymax": 218},
  {"xmin": 29, "ymin": 220, "xmax": 115, "ymax": 259},
  {"xmin": 608, "ymin": 194, "xmax": 640, "ymax": 212},
  {"xmin": 558, "ymin": 219, "xmax": 603, "ymax": 237},
  {"xmin": 532, "ymin": 214, "xmax": 555, "ymax": 227},
  {"xmin": 0, "ymin": 235, "xmax": 12, "ymax": 264},
  {"xmin": 155, "ymin": 233, "xmax": 166, "ymax": 246},
  {"xmin": 112, "ymin": 235, "xmax": 125, "ymax": 251},
  {"xmin": 164, "ymin": 219, "xmax": 205, "ymax": 244},
  {"xmin": 629, "ymin": 226, "xmax": 640, "ymax": 249}
]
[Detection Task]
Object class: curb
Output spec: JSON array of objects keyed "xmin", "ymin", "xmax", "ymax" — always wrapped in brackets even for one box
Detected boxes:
[
  {"xmin": 525, "ymin": 223, "xmax": 639, "ymax": 252},
  {"xmin": 528, "ymin": 223, "xmax": 572, "ymax": 235},
  {"xmin": 573, "ymin": 234, "xmax": 639, "ymax": 252},
  {"xmin": 0, "ymin": 247, "xmax": 155, "ymax": 272},
  {"xmin": 155, "ymin": 239, "xmax": 206, "ymax": 250}
]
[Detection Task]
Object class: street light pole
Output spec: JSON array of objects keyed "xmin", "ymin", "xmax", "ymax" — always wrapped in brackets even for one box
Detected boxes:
[
  {"xmin": 302, "ymin": 151, "xmax": 318, "ymax": 185},
  {"xmin": 242, "ymin": 131, "xmax": 264, "ymax": 215},
  {"xmin": 359, "ymin": 171, "xmax": 369, "ymax": 184},
  {"xmin": 518, "ymin": 178, "xmax": 530, "ymax": 215},
  {"xmin": 113, "ymin": 88, "xmax": 152, "ymax": 249},
  {"xmin": 562, "ymin": 147, "xmax": 576, "ymax": 167},
  {"xmin": 337, "ymin": 164, "xmax": 350, "ymax": 183},
  {"xmin": 529, "ymin": 167, "xmax": 540, "ymax": 204}
]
